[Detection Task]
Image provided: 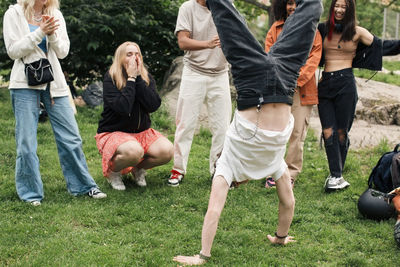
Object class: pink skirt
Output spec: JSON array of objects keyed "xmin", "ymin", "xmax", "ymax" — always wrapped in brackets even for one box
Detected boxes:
[{"xmin": 95, "ymin": 128, "xmax": 163, "ymax": 177}]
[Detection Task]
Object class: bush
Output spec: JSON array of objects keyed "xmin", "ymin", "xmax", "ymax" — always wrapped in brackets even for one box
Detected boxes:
[{"xmin": 61, "ymin": 0, "xmax": 182, "ymax": 86}]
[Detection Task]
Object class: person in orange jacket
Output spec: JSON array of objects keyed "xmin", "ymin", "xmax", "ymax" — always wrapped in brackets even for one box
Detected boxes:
[{"xmin": 264, "ymin": 0, "xmax": 322, "ymax": 188}]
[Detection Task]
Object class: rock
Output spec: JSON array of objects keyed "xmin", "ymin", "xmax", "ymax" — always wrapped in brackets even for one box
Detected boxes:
[
  {"xmin": 161, "ymin": 57, "xmax": 184, "ymax": 96},
  {"xmin": 357, "ymin": 103, "xmax": 400, "ymax": 125},
  {"xmin": 161, "ymin": 56, "xmax": 236, "ymax": 133},
  {"xmin": 355, "ymin": 77, "xmax": 400, "ymax": 126}
]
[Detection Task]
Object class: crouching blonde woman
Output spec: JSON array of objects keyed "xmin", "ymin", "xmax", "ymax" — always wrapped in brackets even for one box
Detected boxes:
[{"xmin": 95, "ymin": 42, "xmax": 173, "ymax": 190}]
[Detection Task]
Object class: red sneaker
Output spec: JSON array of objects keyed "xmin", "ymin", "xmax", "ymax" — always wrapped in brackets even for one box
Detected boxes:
[{"xmin": 168, "ymin": 170, "xmax": 184, "ymax": 187}]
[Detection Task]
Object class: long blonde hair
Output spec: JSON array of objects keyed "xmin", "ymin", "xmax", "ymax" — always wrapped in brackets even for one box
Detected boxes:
[
  {"xmin": 18, "ymin": 0, "xmax": 59, "ymax": 22},
  {"xmin": 109, "ymin": 42, "xmax": 150, "ymax": 90}
]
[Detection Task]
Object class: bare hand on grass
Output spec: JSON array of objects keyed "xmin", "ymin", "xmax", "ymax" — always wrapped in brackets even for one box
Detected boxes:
[
  {"xmin": 267, "ymin": 234, "xmax": 296, "ymax": 245},
  {"xmin": 173, "ymin": 254, "xmax": 207, "ymax": 266}
]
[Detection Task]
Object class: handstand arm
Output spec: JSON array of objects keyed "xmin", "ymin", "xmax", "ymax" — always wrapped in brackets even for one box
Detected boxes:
[
  {"xmin": 173, "ymin": 175, "xmax": 229, "ymax": 265},
  {"xmin": 200, "ymin": 176, "xmax": 230, "ymax": 256},
  {"xmin": 267, "ymin": 169, "xmax": 296, "ymax": 244}
]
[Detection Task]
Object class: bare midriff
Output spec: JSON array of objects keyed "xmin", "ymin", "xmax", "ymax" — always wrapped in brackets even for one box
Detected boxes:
[
  {"xmin": 324, "ymin": 59, "xmax": 353, "ymax": 72},
  {"xmin": 239, "ymin": 103, "xmax": 291, "ymax": 131}
]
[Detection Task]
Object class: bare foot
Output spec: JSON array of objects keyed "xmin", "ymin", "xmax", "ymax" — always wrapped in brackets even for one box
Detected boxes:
[
  {"xmin": 173, "ymin": 254, "xmax": 207, "ymax": 266},
  {"xmin": 267, "ymin": 234, "xmax": 296, "ymax": 245}
]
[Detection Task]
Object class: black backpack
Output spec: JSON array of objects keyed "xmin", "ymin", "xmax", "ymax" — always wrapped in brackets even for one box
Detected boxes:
[{"xmin": 368, "ymin": 144, "xmax": 400, "ymax": 193}]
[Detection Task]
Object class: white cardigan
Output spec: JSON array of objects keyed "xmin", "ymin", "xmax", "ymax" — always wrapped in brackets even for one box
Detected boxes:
[{"xmin": 3, "ymin": 4, "xmax": 70, "ymax": 97}]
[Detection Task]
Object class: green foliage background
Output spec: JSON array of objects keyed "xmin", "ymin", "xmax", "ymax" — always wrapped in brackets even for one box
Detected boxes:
[
  {"xmin": 60, "ymin": 0, "xmax": 183, "ymax": 86},
  {"xmin": 0, "ymin": 0, "xmax": 185, "ymax": 86},
  {"xmin": 0, "ymin": 0, "xmax": 271, "ymax": 85},
  {"xmin": 0, "ymin": 0, "xmax": 397, "ymax": 85}
]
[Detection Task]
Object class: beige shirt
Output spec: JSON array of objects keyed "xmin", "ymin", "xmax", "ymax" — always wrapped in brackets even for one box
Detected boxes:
[
  {"xmin": 174, "ymin": 0, "xmax": 228, "ymax": 76},
  {"xmin": 323, "ymin": 32, "xmax": 357, "ymax": 61}
]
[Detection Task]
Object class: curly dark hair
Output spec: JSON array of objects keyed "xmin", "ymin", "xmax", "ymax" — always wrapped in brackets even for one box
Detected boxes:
[{"xmin": 272, "ymin": 0, "xmax": 291, "ymax": 22}]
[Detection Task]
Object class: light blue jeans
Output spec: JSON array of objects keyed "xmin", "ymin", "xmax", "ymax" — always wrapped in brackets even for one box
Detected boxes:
[{"xmin": 10, "ymin": 87, "xmax": 99, "ymax": 202}]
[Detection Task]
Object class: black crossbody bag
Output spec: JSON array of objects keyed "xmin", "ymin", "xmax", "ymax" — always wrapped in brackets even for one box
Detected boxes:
[{"xmin": 22, "ymin": 58, "xmax": 54, "ymax": 86}]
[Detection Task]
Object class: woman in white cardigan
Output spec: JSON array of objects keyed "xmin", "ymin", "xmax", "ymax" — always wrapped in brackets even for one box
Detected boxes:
[{"xmin": 3, "ymin": 0, "xmax": 107, "ymax": 206}]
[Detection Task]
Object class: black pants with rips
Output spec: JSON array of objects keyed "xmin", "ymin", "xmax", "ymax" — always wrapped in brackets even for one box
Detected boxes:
[
  {"xmin": 206, "ymin": 0, "xmax": 323, "ymax": 110},
  {"xmin": 318, "ymin": 68, "xmax": 358, "ymax": 177}
]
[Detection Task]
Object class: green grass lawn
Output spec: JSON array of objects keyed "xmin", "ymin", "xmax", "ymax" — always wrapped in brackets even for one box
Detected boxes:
[{"xmin": 0, "ymin": 87, "xmax": 399, "ymax": 266}]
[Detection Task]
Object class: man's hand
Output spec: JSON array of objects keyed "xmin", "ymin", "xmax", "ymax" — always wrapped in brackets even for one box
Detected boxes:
[{"xmin": 207, "ymin": 35, "xmax": 221, "ymax": 48}]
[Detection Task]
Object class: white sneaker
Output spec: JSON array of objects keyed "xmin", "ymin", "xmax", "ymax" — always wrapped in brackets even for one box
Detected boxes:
[
  {"xmin": 30, "ymin": 200, "xmax": 41, "ymax": 206},
  {"xmin": 132, "ymin": 168, "xmax": 147, "ymax": 187},
  {"xmin": 107, "ymin": 171, "xmax": 126, "ymax": 190},
  {"xmin": 324, "ymin": 175, "xmax": 350, "ymax": 192},
  {"xmin": 87, "ymin": 188, "xmax": 107, "ymax": 199}
]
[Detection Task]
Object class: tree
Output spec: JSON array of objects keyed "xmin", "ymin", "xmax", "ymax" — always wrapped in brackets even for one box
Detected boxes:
[
  {"xmin": 357, "ymin": 0, "xmax": 384, "ymax": 36},
  {"xmin": 321, "ymin": 0, "xmax": 384, "ymax": 36},
  {"xmin": 61, "ymin": 0, "xmax": 182, "ymax": 86},
  {"xmin": 234, "ymin": 0, "xmax": 272, "ymax": 44},
  {"xmin": 0, "ymin": 0, "xmax": 183, "ymax": 86}
]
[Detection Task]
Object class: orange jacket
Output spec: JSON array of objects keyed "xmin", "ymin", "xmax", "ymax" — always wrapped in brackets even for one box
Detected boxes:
[{"xmin": 265, "ymin": 20, "xmax": 322, "ymax": 105}]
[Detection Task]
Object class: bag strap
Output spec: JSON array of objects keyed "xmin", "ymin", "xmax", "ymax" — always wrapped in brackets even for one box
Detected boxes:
[
  {"xmin": 20, "ymin": 51, "xmax": 49, "ymax": 65},
  {"xmin": 394, "ymin": 143, "xmax": 400, "ymax": 152}
]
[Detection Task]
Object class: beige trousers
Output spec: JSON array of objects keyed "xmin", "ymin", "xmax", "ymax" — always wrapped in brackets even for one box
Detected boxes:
[
  {"xmin": 173, "ymin": 66, "xmax": 232, "ymax": 175},
  {"xmin": 285, "ymin": 90, "xmax": 313, "ymax": 181}
]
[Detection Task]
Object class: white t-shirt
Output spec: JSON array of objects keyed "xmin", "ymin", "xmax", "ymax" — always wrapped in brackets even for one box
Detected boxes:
[{"xmin": 174, "ymin": 0, "xmax": 228, "ymax": 76}]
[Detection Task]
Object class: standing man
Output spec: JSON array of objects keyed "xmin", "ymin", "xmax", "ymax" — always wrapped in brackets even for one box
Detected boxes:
[{"xmin": 169, "ymin": 0, "xmax": 232, "ymax": 187}]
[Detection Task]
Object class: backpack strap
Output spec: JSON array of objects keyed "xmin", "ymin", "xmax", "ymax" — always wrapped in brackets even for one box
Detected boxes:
[{"xmin": 394, "ymin": 143, "xmax": 400, "ymax": 152}]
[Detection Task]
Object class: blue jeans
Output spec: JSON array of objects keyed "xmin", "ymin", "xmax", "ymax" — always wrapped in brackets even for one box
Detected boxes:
[{"xmin": 10, "ymin": 87, "xmax": 98, "ymax": 202}]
